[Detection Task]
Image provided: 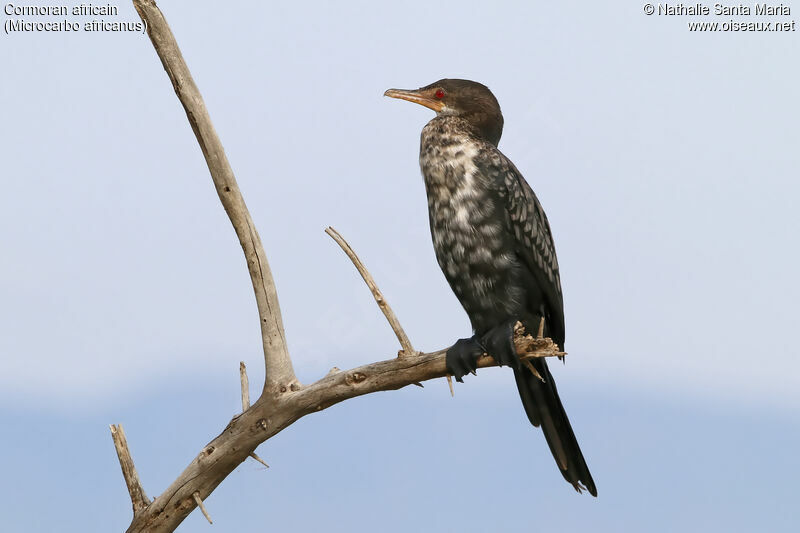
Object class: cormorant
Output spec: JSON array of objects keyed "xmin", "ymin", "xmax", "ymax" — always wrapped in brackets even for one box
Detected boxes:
[{"xmin": 384, "ymin": 79, "xmax": 596, "ymax": 496}]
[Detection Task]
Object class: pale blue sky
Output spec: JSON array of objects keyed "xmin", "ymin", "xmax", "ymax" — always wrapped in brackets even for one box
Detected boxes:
[{"xmin": 1, "ymin": 2, "xmax": 798, "ymax": 531}]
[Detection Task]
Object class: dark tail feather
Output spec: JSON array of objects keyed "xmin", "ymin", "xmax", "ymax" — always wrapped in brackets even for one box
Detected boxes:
[{"xmin": 513, "ymin": 359, "xmax": 597, "ymax": 496}]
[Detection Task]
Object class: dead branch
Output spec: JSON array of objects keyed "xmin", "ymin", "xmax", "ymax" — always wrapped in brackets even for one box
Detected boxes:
[
  {"xmin": 325, "ymin": 227, "xmax": 417, "ymax": 357},
  {"xmin": 325, "ymin": 227, "xmax": 458, "ymax": 394},
  {"xmin": 325, "ymin": 227, "xmax": 459, "ymax": 395},
  {"xmin": 110, "ymin": 424, "xmax": 150, "ymax": 515},
  {"xmin": 116, "ymin": 2, "xmax": 567, "ymax": 531},
  {"xmin": 131, "ymin": 0, "xmax": 296, "ymax": 394},
  {"xmin": 121, "ymin": 328, "xmax": 561, "ymax": 532}
]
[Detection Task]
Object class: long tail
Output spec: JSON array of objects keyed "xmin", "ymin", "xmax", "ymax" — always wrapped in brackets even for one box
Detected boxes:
[{"xmin": 513, "ymin": 359, "xmax": 597, "ymax": 496}]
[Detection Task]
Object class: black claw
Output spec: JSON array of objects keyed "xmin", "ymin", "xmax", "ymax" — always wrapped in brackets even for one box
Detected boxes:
[
  {"xmin": 481, "ymin": 321, "xmax": 519, "ymax": 369},
  {"xmin": 446, "ymin": 336, "xmax": 484, "ymax": 382}
]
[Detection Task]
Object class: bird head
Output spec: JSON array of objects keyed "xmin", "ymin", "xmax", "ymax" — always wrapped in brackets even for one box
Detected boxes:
[{"xmin": 384, "ymin": 79, "xmax": 504, "ymax": 146}]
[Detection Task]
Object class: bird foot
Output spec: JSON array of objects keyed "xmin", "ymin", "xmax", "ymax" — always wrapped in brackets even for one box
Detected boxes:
[
  {"xmin": 481, "ymin": 320, "xmax": 519, "ymax": 369},
  {"xmin": 445, "ymin": 336, "xmax": 484, "ymax": 383}
]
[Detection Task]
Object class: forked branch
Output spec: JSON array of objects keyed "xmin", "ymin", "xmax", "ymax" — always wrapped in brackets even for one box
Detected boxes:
[{"xmin": 115, "ymin": 2, "xmax": 566, "ymax": 532}]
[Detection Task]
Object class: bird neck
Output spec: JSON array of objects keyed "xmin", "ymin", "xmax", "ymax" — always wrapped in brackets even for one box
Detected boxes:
[
  {"xmin": 427, "ymin": 112, "xmax": 503, "ymax": 147},
  {"xmin": 420, "ymin": 116, "xmax": 480, "ymax": 160},
  {"xmin": 466, "ymin": 109, "xmax": 503, "ymax": 147},
  {"xmin": 419, "ymin": 117, "xmax": 485, "ymax": 194}
]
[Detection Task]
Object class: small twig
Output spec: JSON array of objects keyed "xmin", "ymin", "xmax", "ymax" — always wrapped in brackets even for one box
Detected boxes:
[
  {"xmin": 249, "ymin": 452, "xmax": 269, "ymax": 468},
  {"xmin": 240, "ymin": 361, "xmax": 250, "ymax": 411},
  {"xmin": 240, "ymin": 362, "xmax": 270, "ymax": 468},
  {"xmin": 517, "ymin": 320, "xmax": 547, "ymax": 381},
  {"xmin": 325, "ymin": 227, "xmax": 417, "ymax": 357},
  {"xmin": 192, "ymin": 492, "xmax": 213, "ymax": 524},
  {"xmin": 109, "ymin": 424, "xmax": 150, "ymax": 515},
  {"xmin": 446, "ymin": 375, "xmax": 454, "ymax": 397}
]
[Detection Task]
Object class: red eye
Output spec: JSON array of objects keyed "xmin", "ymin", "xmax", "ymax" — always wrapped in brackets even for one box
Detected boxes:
[{"xmin": 434, "ymin": 89, "xmax": 445, "ymax": 99}]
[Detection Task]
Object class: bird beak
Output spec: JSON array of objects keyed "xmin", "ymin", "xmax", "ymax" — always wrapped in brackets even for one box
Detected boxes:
[{"xmin": 384, "ymin": 88, "xmax": 445, "ymax": 112}]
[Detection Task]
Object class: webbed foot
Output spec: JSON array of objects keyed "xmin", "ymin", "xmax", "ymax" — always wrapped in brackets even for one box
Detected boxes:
[
  {"xmin": 445, "ymin": 336, "xmax": 484, "ymax": 383},
  {"xmin": 480, "ymin": 320, "xmax": 519, "ymax": 369}
]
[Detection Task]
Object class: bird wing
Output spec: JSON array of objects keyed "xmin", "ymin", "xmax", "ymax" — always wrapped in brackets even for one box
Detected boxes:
[{"xmin": 476, "ymin": 149, "xmax": 566, "ymax": 348}]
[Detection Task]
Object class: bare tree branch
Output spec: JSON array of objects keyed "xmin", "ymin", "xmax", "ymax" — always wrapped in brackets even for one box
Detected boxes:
[
  {"xmin": 110, "ymin": 424, "xmax": 150, "ymax": 515},
  {"xmin": 326, "ymin": 227, "xmax": 459, "ymax": 393},
  {"xmin": 325, "ymin": 227, "xmax": 417, "ymax": 357},
  {"xmin": 122, "ymin": 331, "xmax": 561, "ymax": 532},
  {"xmin": 131, "ymin": 0, "xmax": 296, "ymax": 393},
  {"xmin": 116, "ymin": 2, "xmax": 569, "ymax": 531}
]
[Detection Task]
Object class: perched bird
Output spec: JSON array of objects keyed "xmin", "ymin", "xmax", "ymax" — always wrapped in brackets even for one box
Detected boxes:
[{"xmin": 385, "ymin": 79, "xmax": 596, "ymax": 496}]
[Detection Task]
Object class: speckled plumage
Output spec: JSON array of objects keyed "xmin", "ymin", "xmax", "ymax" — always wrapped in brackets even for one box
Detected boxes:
[
  {"xmin": 420, "ymin": 115, "xmax": 563, "ymax": 343},
  {"xmin": 387, "ymin": 78, "xmax": 595, "ymax": 496}
]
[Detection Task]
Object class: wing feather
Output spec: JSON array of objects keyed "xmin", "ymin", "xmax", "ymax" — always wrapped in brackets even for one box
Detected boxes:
[{"xmin": 476, "ymin": 150, "xmax": 566, "ymax": 348}]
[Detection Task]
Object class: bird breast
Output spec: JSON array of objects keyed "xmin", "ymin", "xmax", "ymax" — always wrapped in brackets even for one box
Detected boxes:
[
  {"xmin": 419, "ymin": 127, "xmax": 493, "ymax": 255},
  {"xmin": 418, "ymin": 120, "xmax": 524, "ymax": 328}
]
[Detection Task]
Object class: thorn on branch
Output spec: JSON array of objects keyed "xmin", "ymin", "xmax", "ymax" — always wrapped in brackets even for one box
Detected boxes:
[
  {"xmin": 249, "ymin": 452, "xmax": 269, "ymax": 468},
  {"xmin": 192, "ymin": 491, "xmax": 213, "ymax": 524},
  {"xmin": 446, "ymin": 375, "xmax": 454, "ymax": 397}
]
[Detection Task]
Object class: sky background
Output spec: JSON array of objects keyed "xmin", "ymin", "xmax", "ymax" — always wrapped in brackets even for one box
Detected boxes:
[{"xmin": 1, "ymin": 1, "xmax": 798, "ymax": 531}]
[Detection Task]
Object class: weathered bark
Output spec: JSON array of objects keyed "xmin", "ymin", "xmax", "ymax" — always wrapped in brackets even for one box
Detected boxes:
[{"xmin": 124, "ymin": 336, "xmax": 561, "ymax": 532}]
